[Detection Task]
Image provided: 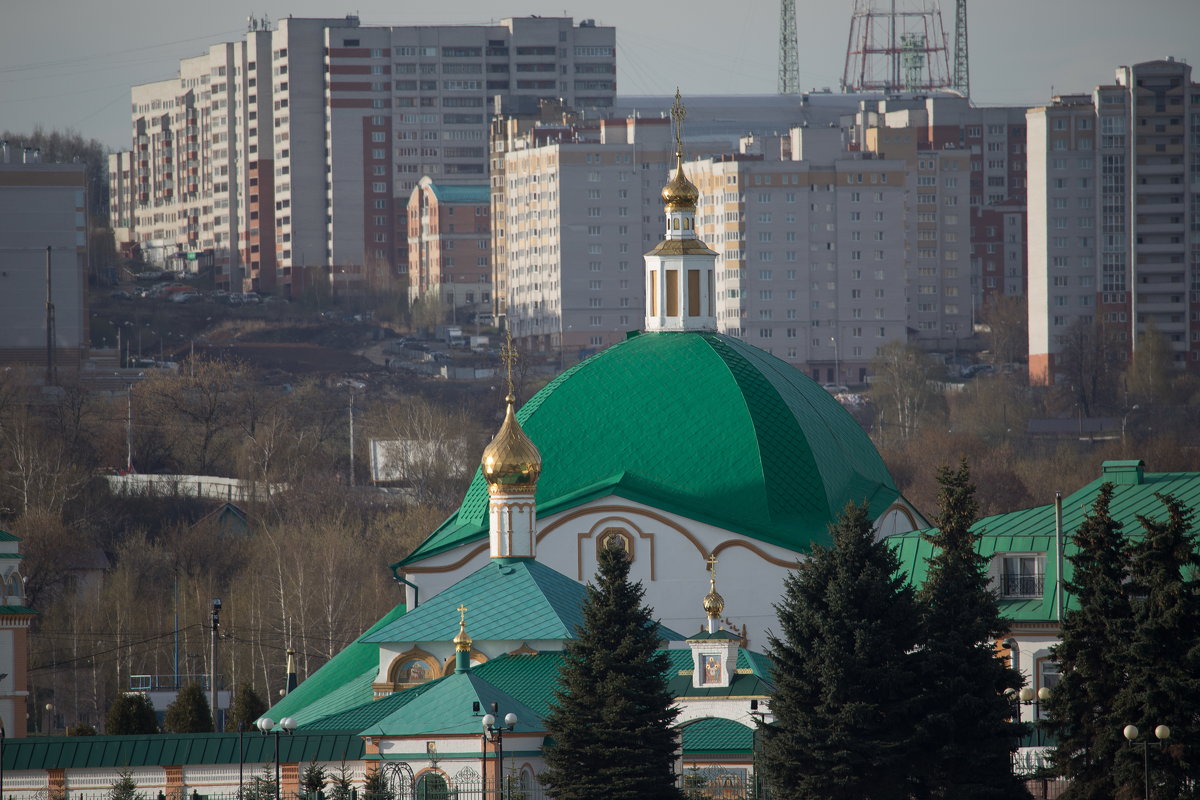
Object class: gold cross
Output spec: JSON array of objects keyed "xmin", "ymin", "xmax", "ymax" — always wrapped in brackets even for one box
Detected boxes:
[
  {"xmin": 457, "ymin": 604, "xmax": 468, "ymax": 625},
  {"xmin": 500, "ymin": 330, "xmax": 519, "ymax": 398},
  {"xmin": 671, "ymin": 88, "xmax": 686, "ymax": 157},
  {"xmin": 706, "ymin": 553, "xmax": 718, "ymax": 574}
]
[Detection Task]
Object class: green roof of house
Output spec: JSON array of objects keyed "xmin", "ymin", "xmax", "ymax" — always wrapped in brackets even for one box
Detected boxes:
[
  {"xmin": 0, "ymin": 531, "xmax": 20, "ymax": 542},
  {"xmin": 400, "ymin": 331, "xmax": 901, "ymax": 567},
  {"xmin": 426, "ymin": 183, "xmax": 489, "ymax": 204},
  {"xmin": 1, "ymin": 732, "xmax": 363, "ymax": 771},
  {"xmin": 265, "ymin": 602, "xmax": 407, "ymax": 726},
  {"xmin": 662, "ymin": 649, "xmax": 775, "ymax": 699},
  {"xmin": 889, "ymin": 461, "xmax": 1200, "ymax": 623},
  {"xmin": 0, "ymin": 605, "xmax": 37, "ymax": 615},
  {"xmin": 680, "ymin": 717, "xmax": 754, "ymax": 754}
]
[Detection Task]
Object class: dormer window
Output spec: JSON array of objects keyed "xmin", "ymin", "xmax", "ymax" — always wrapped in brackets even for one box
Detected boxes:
[{"xmin": 999, "ymin": 554, "xmax": 1044, "ymax": 598}]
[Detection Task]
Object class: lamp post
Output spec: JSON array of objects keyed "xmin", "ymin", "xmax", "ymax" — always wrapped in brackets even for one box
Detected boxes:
[
  {"xmin": 2, "ymin": 719, "xmax": 6, "ymax": 800},
  {"xmin": 1122, "ymin": 723, "xmax": 1170, "ymax": 800},
  {"xmin": 256, "ymin": 716, "xmax": 297, "ymax": 800},
  {"xmin": 829, "ymin": 335, "xmax": 840, "ymax": 385},
  {"xmin": 479, "ymin": 705, "xmax": 518, "ymax": 800}
]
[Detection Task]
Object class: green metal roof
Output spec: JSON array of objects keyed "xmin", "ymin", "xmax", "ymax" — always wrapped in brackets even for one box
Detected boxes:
[
  {"xmin": 365, "ymin": 560, "xmax": 588, "ymax": 644},
  {"xmin": 265, "ymin": 602, "xmax": 406, "ymax": 726},
  {"xmin": 889, "ymin": 462, "xmax": 1200, "ymax": 623},
  {"xmin": 680, "ymin": 717, "xmax": 754, "ymax": 754},
  {"xmin": 0, "ymin": 530, "xmax": 20, "ymax": 542},
  {"xmin": 0, "ymin": 605, "xmax": 37, "ymax": 615},
  {"xmin": 0, "ymin": 552, "xmax": 24, "ymax": 558},
  {"xmin": 400, "ymin": 331, "xmax": 900, "ymax": 567},
  {"xmin": 1, "ymin": 732, "xmax": 363, "ymax": 771},
  {"xmin": 425, "ymin": 183, "xmax": 489, "ymax": 204},
  {"xmin": 298, "ymin": 682, "xmax": 437, "ymax": 733},
  {"xmin": 361, "ymin": 672, "xmax": 542, "ymax": 738}
]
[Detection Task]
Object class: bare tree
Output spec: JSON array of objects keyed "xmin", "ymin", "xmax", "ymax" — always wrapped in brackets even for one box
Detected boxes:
[{"xmin": 870, "ymin": 341, "xmax": 943, "ymax": 444}]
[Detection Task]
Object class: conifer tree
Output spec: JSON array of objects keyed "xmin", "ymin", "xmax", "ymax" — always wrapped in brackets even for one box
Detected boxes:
[
  {"xmin": 917, "ymin": 460, "xmax": 1029, "ymax": 799},
  {"xmin": 299, "ymin": 763, "xmax": 328, "ymax": 800},
  {"xmin": 105, "ymin": 692, "xmax": 158, "ymax": 735},
  {"xmin": 327, "ymin": 764, "xmax": 354, "ymax": 800},
  {"xmin": 109, "ymin": 770, "xmax": 145, "ymax": 800},
  {"xmin": 1113, "ymin": 494, "xmax": 1200, "ymax": 799},
  {"xmin": 225, "ymin": 682, "xmax": 269, "ymax": 731},
  {"xmin": 362, "ymin": 766, "xmax": 395, "ymax": 800},
  {"xmin": 541, "ymin": 539, "xmax": 683, "ymax": 800},
  {"xmin": 761, "ymin": 501, "xmax": 924, "ymax": 800},
  {"xmin": 1043, "ymin": 483, "xmax": 1133, "ymax": 799},
  {"xmin": 163, "ymin": 683, "xmax": 213, "ymax": 733}
]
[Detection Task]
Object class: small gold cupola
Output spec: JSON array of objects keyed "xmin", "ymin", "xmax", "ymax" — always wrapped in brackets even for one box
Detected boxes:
[
  {"xmin": 483, "ymin": 333, "xmax": 541, "ymax": 559},
  {"xmin": 481, "ymin": 333, "xmax": 542, "ymax": 489},
  {"xmin": 454, "ymin": 604, "xmax": 472, "ymax": 673},
  {"xmin": 704, "ymin": 553, "xmax": 725, "ymax": 633}
]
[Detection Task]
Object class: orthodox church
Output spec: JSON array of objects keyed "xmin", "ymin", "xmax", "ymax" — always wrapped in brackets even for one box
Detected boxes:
[{"xmin": 260, "ymin": 93, "xmax": 924, "ymax": 789}]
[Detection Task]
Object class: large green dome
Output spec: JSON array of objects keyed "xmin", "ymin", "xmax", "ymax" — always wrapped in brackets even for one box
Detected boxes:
[{"xmin": 400, "ymin": 331, "xmax": 899, "ymax": 565}]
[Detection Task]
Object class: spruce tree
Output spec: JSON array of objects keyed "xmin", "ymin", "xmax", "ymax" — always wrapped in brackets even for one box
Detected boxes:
[
  {"xmin": 362, "ymin": 766, "xmax": 395, "ymax": 800},
  {"xmin": 109, "ymin": 770, "xmax": 145, "ymax": 800},
  {"xmin": 1043, "ymin": 483, "xmax": 1133, "ymax": 799},
  {"xmin": 541, "ymin": 539, "xmax": 683, "ymax": 800},
  {"xmin": 163, "ymin": 683, "xmax": 213, "ymax": 733},
  {"xmin": 225, "ymin": 682, "xmax": 269, "ymax": 731},
  {"xmin": 300, "ymin": 763, "xmax": 328, "ymax": 800},
  {"xmin": 761, "ymin": 501, "xmax": 924, "ymax": 800},
  {"xmin": 916, "ymin": 460, "xmax": 1029, "ymax": 799},
  {"xmin": 1113, "ymin": 494, "xmax": 1200, "ymax": 799},
  {"xmin": 327, "ymin": 764, "xmax": 354, "ymax": 800},
  {"xmin": 105, "ymin": 692, "xmax": 158, "ymax": 735}
]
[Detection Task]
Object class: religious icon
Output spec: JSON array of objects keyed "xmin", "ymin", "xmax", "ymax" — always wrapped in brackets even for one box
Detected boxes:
[{"xmin": 704, "ymin": 654, "xmax": 721, "ymax": 684}]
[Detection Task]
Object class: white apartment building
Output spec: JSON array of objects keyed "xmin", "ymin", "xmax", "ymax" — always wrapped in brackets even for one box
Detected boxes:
[
  {"xmin": 688, "ymin": 128, "xmax": 910, "ymax": 384},
  {"xmin": 501, "ymin": 117, "xmax": 676, "ymax": 360},
  {"xmin": 114, "ymin": 16, "xmax": 615, "ymax": 295},
  {"xmin": 1028, "ymin": 58, "xmax": 1200, "ymax": 383}
]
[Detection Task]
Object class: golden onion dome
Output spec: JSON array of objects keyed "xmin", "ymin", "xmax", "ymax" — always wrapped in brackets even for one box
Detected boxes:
[
  {"xmin": 453, "ymin": 622, "xmax": 473, "ymax": 652},
  {"xmin": 481, "ymin": 395, "xmax": 542, "ymax": 488},
  {"xmin": 662, "ymin": 161, "xmax": 700, "ymax": 211},
  {"xmin": 703, "ymin": 578, "xmax": 725, "ymax": 617}
]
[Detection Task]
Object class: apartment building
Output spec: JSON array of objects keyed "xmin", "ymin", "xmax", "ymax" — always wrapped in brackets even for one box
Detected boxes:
[
  {"xmin": 853, "ymin": 96, "xmax": 1031, "ymax": 305},
  {"xmin": 406, "ymin": 178, "xmax": 491, "ymax": 321},
  {"xmin": 1028, "ymin": 58, "xmax": 1200, "ymax": 383},
  {"xmin": 688, "ymin": 128, "xmax": 911, "ymax": 384},
  {"xmin": 501, "ymin": 117, "xmax": 676, "ymax": 360},
  {"xmin": 0, "ymin": 161, "xmax": 89, "ymax": 373},
  {"xmin": 113, "ymin": 16, "xmax": 614, "ymax": 295}
]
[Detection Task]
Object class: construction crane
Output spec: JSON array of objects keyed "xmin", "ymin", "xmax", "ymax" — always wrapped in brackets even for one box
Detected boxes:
[
  {"xmin": 779, "ymin": 0, "xmax": 800, "ymax": 94},
  {"xmin": 952, "ymin": 0, "xmax": 969, "ymax": 97}
]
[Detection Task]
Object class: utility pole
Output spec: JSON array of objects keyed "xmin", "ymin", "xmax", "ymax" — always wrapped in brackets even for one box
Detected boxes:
[
  {"xmin": 210, "ymin": 599, "xmax": 222, "ymax": 731},
  {"xmin": 45, "ymin": 246, "xmax": 56, "ymax": 386},
  {"xmin": 126, "ymin": 385, "xmax": 133, "ymax": 473},
  {"xmin": 348, "ymin": 391, "xmax": 355, "ymax": 487}
]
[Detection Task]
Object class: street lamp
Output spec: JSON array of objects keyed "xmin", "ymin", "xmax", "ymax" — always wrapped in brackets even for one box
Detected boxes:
[
  {"xmin": 478, "ymin": 704, "xmax": 518, "ymax": 800},
  {"xmin": 256, "ymin": 716, "xmax": 297, "ymax": 800},
  {"xmin": 829, "ymin": 335, "xmax": 839, "ymax": 385},
  {"xmin": 1122, "ymin": 723, "xmax": 1170, "ymax": 800}
]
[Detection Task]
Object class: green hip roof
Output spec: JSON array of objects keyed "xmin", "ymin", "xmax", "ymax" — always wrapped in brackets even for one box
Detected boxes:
[{"xmin": 401, "ymin": 331, "xmax": 898, "ymax": 566}]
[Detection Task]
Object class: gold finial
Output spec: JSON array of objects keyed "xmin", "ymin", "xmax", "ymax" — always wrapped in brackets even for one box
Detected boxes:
[
  {"xmin": 500, "ymin": 329, "xmax": 519, "ymax": 401},
  {"xmin": 670, "ymin": 88, "xmax": 686, "ymax": 162},
  {"xmin": 454, "ymin": 604, "xmax": 472, "ymax": 651},
  {"xmin": 703, "ymin": 553, "xmax": 725, "ymax": 618}
]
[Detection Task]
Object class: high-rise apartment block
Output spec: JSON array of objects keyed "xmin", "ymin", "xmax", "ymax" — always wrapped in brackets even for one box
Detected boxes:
[
  {"xmin": 1027, "ymin": 58, "xmax": 1200, "ymax": 383},
  {"xmin": 112, "ymin": 16, "xmax": 614, "ymax": 295},
  {"xmin": 495, "ymin": 101, "xmax": 972, "ymax": 380},
  {"xmin": 406, "ymin": 178, "xmax": 491, "ymax": 320}
]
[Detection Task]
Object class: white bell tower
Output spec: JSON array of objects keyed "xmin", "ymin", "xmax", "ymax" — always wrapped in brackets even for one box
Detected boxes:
[{"xmin": 644, "ymin": 91, "xmax": 717, "ymax": 333}]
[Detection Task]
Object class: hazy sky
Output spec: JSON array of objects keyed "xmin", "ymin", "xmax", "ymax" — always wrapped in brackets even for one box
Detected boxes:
[{"xmin": 2, "ymin": 0, "xmax": 1197, "ymax": 151}]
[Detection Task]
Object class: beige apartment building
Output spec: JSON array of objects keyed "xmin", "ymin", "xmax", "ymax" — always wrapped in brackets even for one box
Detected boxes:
[
  {"xmin": 406, "ymin": 178, "xmax": 491, "ymax": 321},
  {"xmin": 1028, "ymin": 58, "xmax": 1200, "ymax": 383},
  {"xmin": 112, "ymin": 16, "xmax": 614, "ymax": 295}
]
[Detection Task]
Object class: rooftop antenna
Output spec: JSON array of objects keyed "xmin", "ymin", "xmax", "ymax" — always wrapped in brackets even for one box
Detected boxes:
[{"xmin": 778, "ymin": 0, "xmax": 800, "ymax": 94}]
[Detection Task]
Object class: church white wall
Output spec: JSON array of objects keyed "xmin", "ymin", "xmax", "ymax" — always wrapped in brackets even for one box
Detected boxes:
[{"xmin": 404, "ymin": 496, "xmax": 922, "ymax": 651}]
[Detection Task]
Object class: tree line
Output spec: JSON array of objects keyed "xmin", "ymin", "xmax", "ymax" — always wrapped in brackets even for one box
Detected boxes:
[{"xmin": 6, "ymin": 357, "xmax": 486, "ymax": 732}]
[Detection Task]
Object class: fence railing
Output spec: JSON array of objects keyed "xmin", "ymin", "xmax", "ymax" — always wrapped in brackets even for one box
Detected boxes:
[{"xmin": 1000, "ymin": 573, "xmax": 1044, "ymax": 597}]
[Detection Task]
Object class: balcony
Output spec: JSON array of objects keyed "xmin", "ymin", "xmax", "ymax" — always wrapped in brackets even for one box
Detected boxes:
[{"xmin": 1000, "ymin": 573, "xmax": 1043, "ymax": 598}]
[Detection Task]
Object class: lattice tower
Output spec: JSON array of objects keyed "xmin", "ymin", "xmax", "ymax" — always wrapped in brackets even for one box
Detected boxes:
[
  {"xmin": 779, "ymin": 0, "xmax": 800, "ymax": 94},
  {"xmin": 841, "ymin": 0, "xmax": 952, "ymax": 92}
]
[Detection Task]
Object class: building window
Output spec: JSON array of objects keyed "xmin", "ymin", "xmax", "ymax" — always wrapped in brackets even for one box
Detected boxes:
[{"xmin": 999, "ymin": 555, "xmax": 1044, "ymax": 598}]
